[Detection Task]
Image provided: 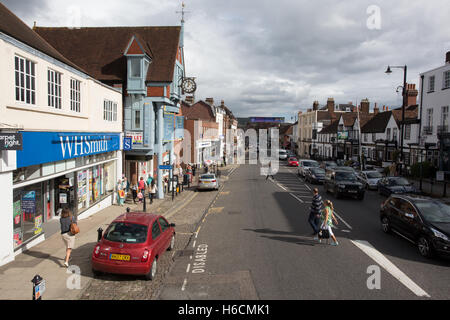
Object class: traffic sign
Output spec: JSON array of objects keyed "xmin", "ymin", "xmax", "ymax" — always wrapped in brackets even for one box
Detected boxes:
[{"xmin": 159, "ymin": 165, "xmax": 173, "ymax": 170}]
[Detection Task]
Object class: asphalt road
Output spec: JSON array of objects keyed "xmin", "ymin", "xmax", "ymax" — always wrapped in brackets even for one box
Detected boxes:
[{"xmin": 158, "ymin": 163, "xmax": 450, "ymax": 300}]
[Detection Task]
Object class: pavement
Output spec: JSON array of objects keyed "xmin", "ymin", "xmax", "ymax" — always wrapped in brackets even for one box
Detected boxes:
[
  {"xmin": 0, "ymin": 164, "xmax": 239, "ymax": 300},
  {"xmin": 409, "ymin": 177, "xmax": 450, "ymax": 202}
]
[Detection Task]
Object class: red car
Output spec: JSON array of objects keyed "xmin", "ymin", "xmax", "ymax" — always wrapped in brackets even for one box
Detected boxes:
[
  {"xmin": 91, "ymin": 212, "xmax": 175, "ymax": 280},
  {"xmin": 288, "ymin": 157, "xmax": 299, "ymax": 167}
]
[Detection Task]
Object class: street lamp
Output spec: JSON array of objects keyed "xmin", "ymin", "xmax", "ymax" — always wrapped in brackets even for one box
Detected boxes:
[{"xmin": 385, "ymin": 65, "xmax": 407, "ymax": 174}]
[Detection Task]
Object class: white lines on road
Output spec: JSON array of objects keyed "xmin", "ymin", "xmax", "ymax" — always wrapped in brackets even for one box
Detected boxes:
[
  {"xmin": 181, "ymin": 278, "xmax": 188, "ymax": 291},
  {"xmin": 186, "ymin": 263, "xmax": 191, "ymax": 273},
  {"xmin": 332, "ymin": 210, "xmax": 353, "ymax": 230},
  {"xmin": 289, "ymin": 193, "xmax": 304, "ymax": 203},
  {"xmin": 351, "ymin": 240, "xmax": 431, "ymax": 298},
  {"xmin": 192, "ymin": 240, "xmax": 197, "ymax": 248}
]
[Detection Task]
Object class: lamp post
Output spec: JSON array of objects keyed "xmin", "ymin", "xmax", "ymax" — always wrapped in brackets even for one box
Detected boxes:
[{"xmin": 385, "ymin": 65, "xmax": 407, "ymax": 175}]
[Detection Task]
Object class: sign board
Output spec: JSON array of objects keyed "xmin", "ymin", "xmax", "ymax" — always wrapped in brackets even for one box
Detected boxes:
[
  {"xmin": 125, "ymin": 131, "xmax": 143, "ymax": 147},
  {"xmin": 0, "ymin": 133, "xmax": 23, "ymax": 150},
  {"xmin": 16, "ymin": 132, "xmax": 121, "ymax": 169},
  {"xmin": 123, "ymin": 137, "xmax": 132, "ymax": 151},
  {"xmin": 337, "ymin": 132, "xmax": 348, "ymax": 140},
  {"xmin": 159, "ymin": 165, "xmax": 173, "ymax": 170},
  {"xmin": 436, "ymin": 171, "xmax": 445, "ymax": 181},
  {"xmin": 34, "ymin": 280, "xmax": 46, "ymax": 299}
]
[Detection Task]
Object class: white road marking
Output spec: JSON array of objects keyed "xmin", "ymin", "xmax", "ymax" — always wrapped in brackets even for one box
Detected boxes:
[
  {"xmin": 342, "ymin": 230, "xmax": 351, "ymax": 233},
  {"xmin": 289, "ymin": 193, "xmax": 304, "ymax": 203},
  {"xmin": 332, "ymin": 210, "xmax": 353, "ymax": 230},
  {"xmin": 192, "ymin": 240, "xmax": 196, "ymax": 248},
  {"xmin": 181, "ymin": 278, "xmax": 188, "ymax": 291},
  {"xmin": 351, "ymin": 240, "xmax": 431, "ymax": 298},
  {"xmin": 186, "ymin": 264, "xmax": 191, "ymax": 273}
]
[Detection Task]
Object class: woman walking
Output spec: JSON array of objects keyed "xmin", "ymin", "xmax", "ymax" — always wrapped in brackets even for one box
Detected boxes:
[
  {"xmin": 60, "ymin": 208, "xmax": 77, "ymax": 267},
  {"xmin": 320, "ymin": 200, "xmax": 339, "ymax": 245},
  {"xmin": 117, "ymin": 179, "xmax": 125, "ymax": 206},
  {"xmin": 131, "ymin": 175, "xmax": 138, "ymax": 204},
  {"xmin": 149, "ymin": 180, "xmax": 157, "ymax": 204}
]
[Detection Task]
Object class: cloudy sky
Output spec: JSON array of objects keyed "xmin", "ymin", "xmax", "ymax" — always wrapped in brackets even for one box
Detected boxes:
[{"xmin": 2, "ymin": 0, "xmax": 450, "ymax": 121}]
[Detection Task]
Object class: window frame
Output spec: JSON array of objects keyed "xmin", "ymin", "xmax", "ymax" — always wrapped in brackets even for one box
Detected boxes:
[
  {"xmin": 428, "ymin": 75, "xmax": 435, "ymax": 92},
  {"xmin": 70, "ymin": 78, "xmax": 81, "ymax": 113},
  {"xmin": 151, "ymin": 221, "xmax": 162, "ymax": 240},
  {"xmin": 443, "ymin": 71, "xmax": 450, "ymax": 90},
  {"xmin": 15, "ymin": 55, "xmax": 36, "ymax": 105},
  {"xmin": 48, "ymin": 68, "xmax": 62, "ymax": 109}
]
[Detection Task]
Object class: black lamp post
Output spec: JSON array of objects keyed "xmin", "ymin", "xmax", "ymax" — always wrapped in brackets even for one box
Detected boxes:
[{"xmin": 386, "ymin": 65, "xmax": 407, "ymax": 175}]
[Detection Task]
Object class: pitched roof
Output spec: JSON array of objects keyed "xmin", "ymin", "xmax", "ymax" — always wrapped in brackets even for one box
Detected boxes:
[
  {"xmin": 0, "ymin": 3, "xmax": 87, "ymax": 74},
  {"xmin": 361, "ymin": 111, "xmax": 393, "ymax": 133},
  {"xmin": 392, "ymin": 108, "xmax": 418, "ymax": 125},
  {"xmin": 34, "ymin": 26, "xmax": 181, "ymax": 83},
  {"xmin": 319, "ymin": 120, "xmax": 339, "ymax": 134},
  {"xmin": 182, "ymin": 100, "xmax": 216, "ymax": 121}
]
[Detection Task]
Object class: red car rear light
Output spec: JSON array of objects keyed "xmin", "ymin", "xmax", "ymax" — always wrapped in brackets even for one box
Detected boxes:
[
  {"xmin": 211, "ymin": 180, "xmax": 217, "ymax": 182},
  {"xmin": 94, "ymin": 245, "xmax": 101, "ymax": 258},
  {"xmin": 142, "ymin": 249, "xmax": 150, "ymax": 262}
]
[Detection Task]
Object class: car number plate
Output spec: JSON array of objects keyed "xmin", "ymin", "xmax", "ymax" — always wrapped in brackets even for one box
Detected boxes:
[
  {"xmin": 349, "ymin": 190, "xmax": 357, "ymax": 193},
  {"xmin": 110, "ymin": 254, "xmax": 130, "ymax": 261}
]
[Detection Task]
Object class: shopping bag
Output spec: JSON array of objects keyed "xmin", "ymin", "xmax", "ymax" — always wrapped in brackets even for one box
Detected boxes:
[{"xmin": 318, "ymin": 227, "xmax": 330, "ymax": 239}]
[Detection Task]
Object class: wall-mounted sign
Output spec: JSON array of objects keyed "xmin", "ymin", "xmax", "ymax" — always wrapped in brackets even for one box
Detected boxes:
[
  {"xmin": 125, "ymin": 131, "xmax": 143, "ymax": 146},
  {"xmin": 16, "ymin": 132, "xmax": 121, "ymax": 169},
  {"xmin": 123, "ymin": 137, "xmax": 132, "ymax": 151},
  {"xmin": 0, "ymin": 133, "xmax": 23, "ymax": 150},
  {"xmin": 337, "ymin": 132, "xmax": 348, "ymax": 140}
]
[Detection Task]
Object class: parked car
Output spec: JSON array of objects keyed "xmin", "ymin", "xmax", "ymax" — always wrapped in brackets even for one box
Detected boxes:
[
  {"xmin": 377, "ymin": 177, "xmax": 418, "ymax": 196},
  {"xmin": 298, "ymin": 160, "xmax": 320, "ymax": 178},
  {"xmin": 91, "ymin": 212, "xmax": 176, "ymax": 280},
  {"xmin": 334, "ymin": 166, "xmax": 356, "ymax": 173},
  {"xmin": 380, "ymin": 195, "xmax": 450, "ymax": 258},
  {"xmin": 279, "ymin": 149, "xmax": 288, "ymax": 160},
  {"xmin": 288, "ymin": 157, "xmax": 299, "ymax": 167},
  {"xmin": 197, "ymin": 174, "xmax": 220, "ymax": 191},
  {"xmin": 324, "ymin": 168, "xmax": 365, "ymax": 200},
  {"xmin": 358, "ymin": 170, "xmax": 384, "ymax": 190},
  {"xmin": 305, "ymin": 167, "xmax": 326, "ymax": 184},
  {"xmin": 320, "ymin": 161, "xmax": 338, "ymax": 171}
]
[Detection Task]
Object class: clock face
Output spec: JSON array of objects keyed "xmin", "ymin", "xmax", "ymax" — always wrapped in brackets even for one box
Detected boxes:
[{"xmin": 182, "ymin": 78, "xmax": 197, "ymax": 94}]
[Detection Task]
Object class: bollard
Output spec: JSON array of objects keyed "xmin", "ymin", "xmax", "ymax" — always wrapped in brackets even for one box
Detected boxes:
[
  {"xmin": 126, "ymin": 207, "xmax": 131, "ymax": 213},
  {"xmin": 97, "ymin": 228, "xmax": 103, "ymax": 242},
  {"xmin": 31, "ymin": 275, "xmax": 45, "ymax": 300},
  {"xmin": 143, "ymin": 193, "xmax": 146, "ymax": 212}
]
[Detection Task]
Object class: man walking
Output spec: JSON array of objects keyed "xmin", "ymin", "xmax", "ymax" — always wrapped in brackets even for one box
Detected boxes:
[
  {"xmin": 266, "ymin": 161, "xmax": 274, "ymax": 180},
  {"xmin": 309, "ymin": 188, "xmax": 323, "ymax": 239}
]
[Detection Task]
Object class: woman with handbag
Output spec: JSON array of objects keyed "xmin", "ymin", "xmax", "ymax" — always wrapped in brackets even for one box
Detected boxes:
[
  {"xmin": 320, "ymin": 200, "xmax": 339, "ymax": 246},
  {"xmin": 149, "ymin": 180, "xmax": 157, "ymax": 204},
  {"xmin": 60, "ymin": 208, "xmax": 79, "ymax": 267}
]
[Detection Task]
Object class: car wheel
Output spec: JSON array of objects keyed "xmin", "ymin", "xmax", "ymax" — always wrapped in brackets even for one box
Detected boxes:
[
  {"xmin": 417, "ymin": 236, "xmax": 434, "ymax": 258},
  {"xmin": 145, "ymin": 259, "xmax": 157, "ymax": 281},
  {"xmin": 381, "ymin": 217, "xmax": 391, "ymax": 234},
  {"xmin": 168, "ymin": 234, "xmax": 175, "ymax": 251}
]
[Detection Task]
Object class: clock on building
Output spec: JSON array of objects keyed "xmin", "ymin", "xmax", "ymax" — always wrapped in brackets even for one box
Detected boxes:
[{"xmin": 181, "ymin": 77, "xmax": 197, "ymax": 94}]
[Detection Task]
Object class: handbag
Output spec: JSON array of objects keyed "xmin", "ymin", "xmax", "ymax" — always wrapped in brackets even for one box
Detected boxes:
[
  {"xmin": 318, "ymin": 225, "xmax": 330, "ymax": 239},
  {"xmin": 70, "ymin": 217, "xmax": 80, "ymax": 235}
]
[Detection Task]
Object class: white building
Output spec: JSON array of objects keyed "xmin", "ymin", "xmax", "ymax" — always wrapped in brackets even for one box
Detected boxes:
[
  {"xmin": 0, "ymin": 4, "xmax": 123, "ymax": 266},
  {"xmin": 418, "ymin": 52, "xmax": 450, "ymax": 169}
]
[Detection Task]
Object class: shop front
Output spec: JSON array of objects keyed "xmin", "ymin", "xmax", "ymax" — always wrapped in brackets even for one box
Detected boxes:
[{"xmin": 12, "ymin": 131, "xmax": 121, "ymax": 251}]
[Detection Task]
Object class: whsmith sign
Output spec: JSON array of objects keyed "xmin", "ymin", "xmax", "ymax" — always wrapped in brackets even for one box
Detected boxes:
[
  {"xmin": 16, "ymin": 132, "xmax": 121, "ymax": 168},
  {"xmin": 0, "ymin": 133, "xmax": 23, "ymax": 150}
]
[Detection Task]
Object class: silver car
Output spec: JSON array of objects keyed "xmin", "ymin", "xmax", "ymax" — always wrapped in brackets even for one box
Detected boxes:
[
  {"xmin": 358, "ymin": 170, "xmax": 384, "ymax": 190},
  {"xmin": 279, "ymin": 149, "xmax": 288, "ymax": 160},
  {"xmin": 197, "ymin": 174, "xmax": 220, "ymax": 191},
  {"xmin": 298, "ymin": 160, "xmax": 320, "ymax": 178}
]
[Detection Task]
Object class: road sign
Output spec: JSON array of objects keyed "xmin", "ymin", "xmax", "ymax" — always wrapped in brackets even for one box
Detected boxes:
[
  {"xmin": 436, "ymin": 171, "xmax": 445, "ymax": 181},
  {"xmin": 159, "ymin": 165, "xmax": 173, "ymax": 170},
  {"xmin": 123, "ymin": 137, "xmax": 132, "ymax": 151}
]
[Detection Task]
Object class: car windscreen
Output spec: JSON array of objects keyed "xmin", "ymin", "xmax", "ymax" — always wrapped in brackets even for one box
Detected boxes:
[
  {"xmin": 200, "ymin": 175, "xmax": 215, "ymax": 180},
  {"xmin": 289, "ymin": 158, "xmax": 297, "ymax": 161},
  {"xmin": 391, "ymin": 178, "xmax": 410, "ymax": 186},
  {"xmin": 326, "ymin": 162, "xmax": 337, "ymax": 167},
  {"xmin": 279, "ymin": 150, "xmax": 287, "ymax": 154},
  {"xmin": 303, "ymin": 161, "xmax": 319, "ymax": 167},
  {"xmin": 336, "ymin": 172, "xmax": 358, "ymax": 181},
  {"xmin": 104, "ymin": 222, "xmax": 148, "ymax": 244},
  {"xmin": 366, "ymin": 172, "xmax": 383, "ymax": 179},
  {"xmin": 310, "ymin": 168, "xmax": 325, "ymax": 175},
  {"xmin": 415, "ymin": 201, "xmax": 450, "ymax": 223}
]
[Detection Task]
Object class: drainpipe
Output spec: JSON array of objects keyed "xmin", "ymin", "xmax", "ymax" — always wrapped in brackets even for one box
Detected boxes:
[
  {"xmin": 419, "ymin": 75, "xmax": 425, "ymax": 191},
  {"xmin": 157, "ymin": 104, "xmax": 164, "ymax": 199}
]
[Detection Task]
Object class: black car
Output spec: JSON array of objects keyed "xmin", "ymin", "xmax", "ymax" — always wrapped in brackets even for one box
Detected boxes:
[
  {"xmin": 380, "ymin": 195, "xmax": 450, "ymax": 258},
  {"xmin": 324, "ymin": 169, "xmax": 365, "ymax": 200},
  {"xmin": 320, "ymin": 161, "xmax": 338, "ymax": 171},
  {"xmin": 378, "ymin": 177, "xmax": 418, "ymax": 196},
  {"xmin": 305, "ymin": 167, "xmax": 326, "ymax": 184}
]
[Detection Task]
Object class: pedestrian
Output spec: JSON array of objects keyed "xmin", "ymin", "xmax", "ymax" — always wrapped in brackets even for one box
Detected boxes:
[
  {"xmin": 131, "ymin": 175, "xmax": 138, "ymax": 204},
  {"xmin": 146, "ymin": 174, "xmax": 153, "ymax": 189},
  {"xmin": 60, "ymin": 208, "xmax": 77, "ymax": 267},
  {"xmin": 390, "ymin": 162, "xmax": 396, "ymax": 177},
  {"xmin": 309, "ymin": 188, "xmax": 323, "ymax": 239},
  {"xmin": 320, "ymin": 200, "xmax": 339, "ymax": 245},
  {"xmin": 192, "ymin": 164, "xmax": 196, "ymax": 177},
  {"xmin": 163, "ymin": 177, "xmax": 168, "ymax": 194},
  {"xmin": 149, "ymin": 180, "xmax": 157, "ymax": 204},
  {"xmin": 266, "ymin": 161, "xmax": 274, "ymax": 180},
  {"xmin": 122, "ymin": 177, "xmax": 129, "ymax": 203},
  {"xmin": 138, "ymin": 177, "xmax": 146, "ymax": 194},
  {"xmin": 117, "ymin": 179, "xmax": 125, "ymax": 206}
]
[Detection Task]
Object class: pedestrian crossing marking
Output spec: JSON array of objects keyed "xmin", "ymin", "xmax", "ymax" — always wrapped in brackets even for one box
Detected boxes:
[
  {"xmin": 208, "ymin": 207, "xmax": 224, "ymax": 214},
  {"xmin": 220, "ymin": 191, "xmax": 230, "ymax": 195}
]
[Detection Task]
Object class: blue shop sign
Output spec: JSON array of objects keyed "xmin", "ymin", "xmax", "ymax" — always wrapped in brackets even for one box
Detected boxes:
[{"xmin": 16, "ymin": 132, "xmax": 121, "ymax": 168}]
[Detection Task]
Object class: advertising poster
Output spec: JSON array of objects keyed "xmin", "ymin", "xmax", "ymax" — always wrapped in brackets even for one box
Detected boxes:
[
  {"xmin": 13, "ymin": 200, "xmax": 23, "ymax": 247},
  {"xmin": 34, "ymin": 215, "xmax": 43, "ymax": 235}
]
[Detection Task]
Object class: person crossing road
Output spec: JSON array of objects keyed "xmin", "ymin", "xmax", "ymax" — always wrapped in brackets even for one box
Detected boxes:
[{"xmin": 309, "ymin": 188, "xmax": 323, "ymax": 240}]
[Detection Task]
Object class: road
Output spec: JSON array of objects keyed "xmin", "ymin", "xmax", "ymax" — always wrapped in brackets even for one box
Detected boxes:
[{"xmin": 158, "ymin": 163, "xmax": 450, "ymax": 300}]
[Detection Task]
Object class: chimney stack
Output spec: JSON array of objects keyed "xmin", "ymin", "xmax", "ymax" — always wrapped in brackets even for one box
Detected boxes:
[
  {"xmin": 383, "ymin": 105, "xmax": 386, "ymax": 111},
  {"xmin": 327, "ymin": 98, "xmax": 335, "ymax": 113},
  {"xmin": 446, "ymin": 51, "xmax": 450, "ymax": 64},
  {"xmin": 374, "ymin": 103, "xmax": 379, "ymax": 115},
  {"xmin": 185, "ymin": 96, "xmax": 195, "ymax": 105},
  {"xmin": 406, "ymin": 83, "xmax": 418, "ymax": 106},
  {"xmin": 220, "ymin": 100, "xmax": 225, "ymax": 107},
  {"xmin": 313, "ymin": 101, "xmax": 319, "ymax": 111},
  {"xmin": 360, "ymin": 98, "xmax": 370, "ymax": 114},
  {"xmin": 205, "ymin": 98, "xmax": 214, "ymax": 106}
]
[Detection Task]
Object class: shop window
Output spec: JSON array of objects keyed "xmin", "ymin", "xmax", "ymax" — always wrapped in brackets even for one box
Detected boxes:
[{"xmin": 13, "ymin": 183, "xmax": 44, "ymax": 249}]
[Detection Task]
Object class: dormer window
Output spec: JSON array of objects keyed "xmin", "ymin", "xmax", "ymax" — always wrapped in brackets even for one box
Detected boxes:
[
  {"xmin": 124, "ymin": 35, "xmax": 152, "ymax": 95},
  {"xmin": 130, "ymin": 58, "xmax": 141, "ymax": 78}
]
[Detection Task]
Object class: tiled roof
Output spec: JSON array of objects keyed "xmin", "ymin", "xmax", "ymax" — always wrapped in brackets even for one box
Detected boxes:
[
  {"xmin": 361, "ymin": 111, "xmax": 393, "ymax": 133},
  {"xmin": 319, "ymin": 120, "xmax": 339, "ymax": 134},
  {"xmin": 182, "ymin": 100, "xmax": 216, "ymax": 121},
  {"xmin": 0, "ymin": 3, "xmax": 87, "ymax": 74},
  {"xmin": 34, "ymin": 26, "xmax": 181, "ymax": 83}
]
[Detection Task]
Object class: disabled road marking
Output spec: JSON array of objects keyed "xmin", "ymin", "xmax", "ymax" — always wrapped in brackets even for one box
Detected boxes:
[{"xmin": 351, "ymin": 240, "xmax": 431, "ymax": 298}]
